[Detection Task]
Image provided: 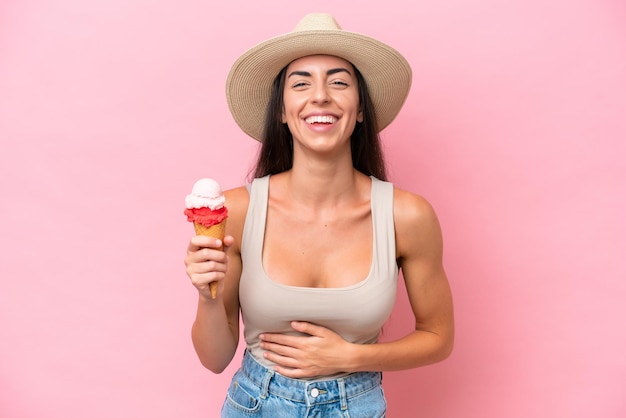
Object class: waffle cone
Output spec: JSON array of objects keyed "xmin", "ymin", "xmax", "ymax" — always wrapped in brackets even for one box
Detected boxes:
[{"xmin": 193, "ymin": 220, "xmax": 227, "ymax": 299}]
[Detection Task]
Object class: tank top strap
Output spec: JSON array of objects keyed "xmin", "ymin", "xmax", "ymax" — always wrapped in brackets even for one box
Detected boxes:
[
  {"xmin": 241, "ymin": 175, "xmax": 270, "ymax": 259},
  {"xmin": 370, "ymin": 176, "xmax": 397, "ymax": 278}
]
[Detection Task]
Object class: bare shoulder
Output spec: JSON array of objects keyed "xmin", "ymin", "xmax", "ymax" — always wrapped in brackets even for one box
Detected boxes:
[
  {"xmin": 392, "ymin": 187, "xmax": 443, "ymax": 260},
  {"xmin": 393, "ymin": 187, "xmax": 439, "ymax": 230},
  {"xmin": 224, "ymin": 185, "xmax": 250, "ymax": 218}
]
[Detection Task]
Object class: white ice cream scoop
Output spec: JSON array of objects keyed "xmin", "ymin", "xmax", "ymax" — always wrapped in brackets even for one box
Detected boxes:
[{"xmin": 185, "ymin": 178, "xmax": 225, "ymax": 210}]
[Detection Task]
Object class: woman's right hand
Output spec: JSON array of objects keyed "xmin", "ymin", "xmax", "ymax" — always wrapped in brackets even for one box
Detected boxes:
[{"xmin": 184, "ymin": 235, "xmax": 234, "ymax": 300}]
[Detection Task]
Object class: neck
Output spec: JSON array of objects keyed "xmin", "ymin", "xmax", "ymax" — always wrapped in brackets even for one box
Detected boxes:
[
  {"xmin": 281, "ymin": 160, "xmax": 366, "ymax": 210},
  {"xmin": 274, "ymin": 138, "xmax": 368, "ymax": 207}
]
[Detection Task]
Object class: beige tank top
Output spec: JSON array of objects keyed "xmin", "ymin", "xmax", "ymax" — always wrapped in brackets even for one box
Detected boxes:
[{"xmin": 239, "ymin": 175, "xmax": 399, "ymax": 370}]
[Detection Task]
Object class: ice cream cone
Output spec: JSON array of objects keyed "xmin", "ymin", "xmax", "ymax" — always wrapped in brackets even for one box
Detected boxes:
[
  {"xmin": 185, "ymin": 178, "xmax": 228, "ymax": 300},
  {"xmin": 193, "ymin": 220, "xmax": 227, "ymax": 299}
]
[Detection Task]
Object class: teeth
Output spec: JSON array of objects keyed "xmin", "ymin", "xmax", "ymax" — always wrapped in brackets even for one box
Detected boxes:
[{"xmin": 305, "ymin": 115, "xmax": 337, "ymax": 124}]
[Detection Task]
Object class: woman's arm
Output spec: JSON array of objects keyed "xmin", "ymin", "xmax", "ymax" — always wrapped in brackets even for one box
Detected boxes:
[
  {"xmin": 349, "ymin": 188, "xmax": 454, "ymax": 371},
  {"xmin": 185, "ymin": 186, "xmax": 248, "ymax": 373}
]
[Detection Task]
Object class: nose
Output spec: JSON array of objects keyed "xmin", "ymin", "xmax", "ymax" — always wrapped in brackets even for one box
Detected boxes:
[{"xmin": 310, "ymin": 83, "xmax": 331, "ymax": 104}]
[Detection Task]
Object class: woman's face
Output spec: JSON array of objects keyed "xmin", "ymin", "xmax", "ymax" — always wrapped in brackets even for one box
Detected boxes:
[{"xmin": 282, "ymin": 55, "xmax": 363, "ymax": 154}]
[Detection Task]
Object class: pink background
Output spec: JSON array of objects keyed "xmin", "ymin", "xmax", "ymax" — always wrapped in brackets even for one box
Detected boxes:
[{"xmin": 1, "ymin": 1, "xmax": 625, "ymax": 417}]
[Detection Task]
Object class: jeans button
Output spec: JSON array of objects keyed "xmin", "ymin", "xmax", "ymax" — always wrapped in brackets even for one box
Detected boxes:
[{"xmin": 310, "ymin": 388, "xmax": 319, "ymax": 398}]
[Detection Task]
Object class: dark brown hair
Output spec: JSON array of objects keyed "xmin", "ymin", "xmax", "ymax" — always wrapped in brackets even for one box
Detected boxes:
[{"xmin": 252, "ymin": 64, "xmax": 387, "ymax": 180}]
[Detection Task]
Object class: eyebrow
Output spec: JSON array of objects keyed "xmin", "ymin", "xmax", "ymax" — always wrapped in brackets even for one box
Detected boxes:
[{"xmin": 287, "ymin": 67, "xmax": 353, "ymax": 78}]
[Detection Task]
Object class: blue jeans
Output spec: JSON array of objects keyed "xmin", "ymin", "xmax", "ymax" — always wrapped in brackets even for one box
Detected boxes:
[{"xmin": 221, "ymin": 350, "xmax": 386, "ymax": 417}]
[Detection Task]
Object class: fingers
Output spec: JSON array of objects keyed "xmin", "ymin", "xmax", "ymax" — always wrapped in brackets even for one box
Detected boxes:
[
  {"xmin": 290, "ymin": 321, "xmax": 318, "ymax": 335},
  {"xmin": 186, "ymin": 235, "xmax": 233, "ymax": 262},
  {"xmin": 259, "ymin": 339, "xmax": 321, "ymax": 379},
  {"xmin": 264, "ymin": 353, "xmax": 302, "ymax": 376},
  {"xmin": 258, "ymin": 338, "xmax": 303, "ymax": 374},
  {"xmin": 259, "ymin": 323, "xmax": 348, "ymax": 377},
  {"xmin": 187, "ymin": 235, "xmax": 225, "ymax": 252},
  {"xmin": 261, "ymin": 341, "xmax": 297, "ymax": 360},
  {"xmin": 222, "ymin": 235, "xmax": 235, "ymax": 249},
  {"xmin": 185, "ymin": 235, "xmax": 234, "ymax": 297}
]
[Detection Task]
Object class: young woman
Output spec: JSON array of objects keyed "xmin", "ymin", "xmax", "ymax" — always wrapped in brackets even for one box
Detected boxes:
[{"xmin": 184, "ymin": 13, "xmax": 454, "ymax": 417}]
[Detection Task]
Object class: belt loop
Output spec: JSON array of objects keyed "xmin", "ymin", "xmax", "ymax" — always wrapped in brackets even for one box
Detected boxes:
[
  {"xmin": 338, "ymin": 377, "xmax": 348, "ymax": 411},
  {"xmin": 260, "ymin": 369, "xmax": 274, "ymax": 399}
]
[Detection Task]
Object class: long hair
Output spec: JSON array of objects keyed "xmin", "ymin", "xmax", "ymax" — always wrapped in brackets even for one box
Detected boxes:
[{"xmin": 252, "ymin": 64, "xmax": 387, "ymax": 180}]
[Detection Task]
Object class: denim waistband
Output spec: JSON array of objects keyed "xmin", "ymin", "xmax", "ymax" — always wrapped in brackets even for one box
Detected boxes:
[{"xmin": 240, "ymin": 350, "xmax": 382, "ymax": 406}]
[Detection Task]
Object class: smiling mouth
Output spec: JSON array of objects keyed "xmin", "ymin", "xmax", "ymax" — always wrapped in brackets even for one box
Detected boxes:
[{"xmin": 305, "ymin": 115, "xmax": 338, "ymax": 124}]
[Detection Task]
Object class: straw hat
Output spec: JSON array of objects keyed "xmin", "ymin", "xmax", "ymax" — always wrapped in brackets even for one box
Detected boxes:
[{"xmin": 225, "ymin": 13, "xmax": 412, "ymax": 141}]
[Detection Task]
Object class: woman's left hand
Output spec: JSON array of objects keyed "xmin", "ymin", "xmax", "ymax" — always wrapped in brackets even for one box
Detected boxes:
[{"xmin": 259, "ymin": 321, "xmax": 354, "ymax": 378}]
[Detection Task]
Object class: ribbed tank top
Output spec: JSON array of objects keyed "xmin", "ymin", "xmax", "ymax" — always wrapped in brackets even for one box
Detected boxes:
[{"xmin": 239, "ymin": 175, "xmax": 399, "ymax": 370}]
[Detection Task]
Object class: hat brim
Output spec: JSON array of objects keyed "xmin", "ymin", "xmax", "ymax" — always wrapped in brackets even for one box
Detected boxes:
[{"xmin": 226, "ymin": 30, "xmax": 412, "ymax": 141}]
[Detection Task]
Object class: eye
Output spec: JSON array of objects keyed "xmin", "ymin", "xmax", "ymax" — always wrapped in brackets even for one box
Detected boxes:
[
  {"xmin": 291, "ymin": 81, "xmax": 310, "ymax": 89},
  {"xmin": 330, "ymin": 80, "xmax": 349, "ymax": 88}
]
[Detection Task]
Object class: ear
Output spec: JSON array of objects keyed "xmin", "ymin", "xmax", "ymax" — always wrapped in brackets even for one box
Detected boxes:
[
  {"xmin": 357, "ymin": 110, "xmax": 363, "ymax": 123},
  {"xmin": 282, "ymin": 107, "xmax": 287, "ymax": 124}
]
